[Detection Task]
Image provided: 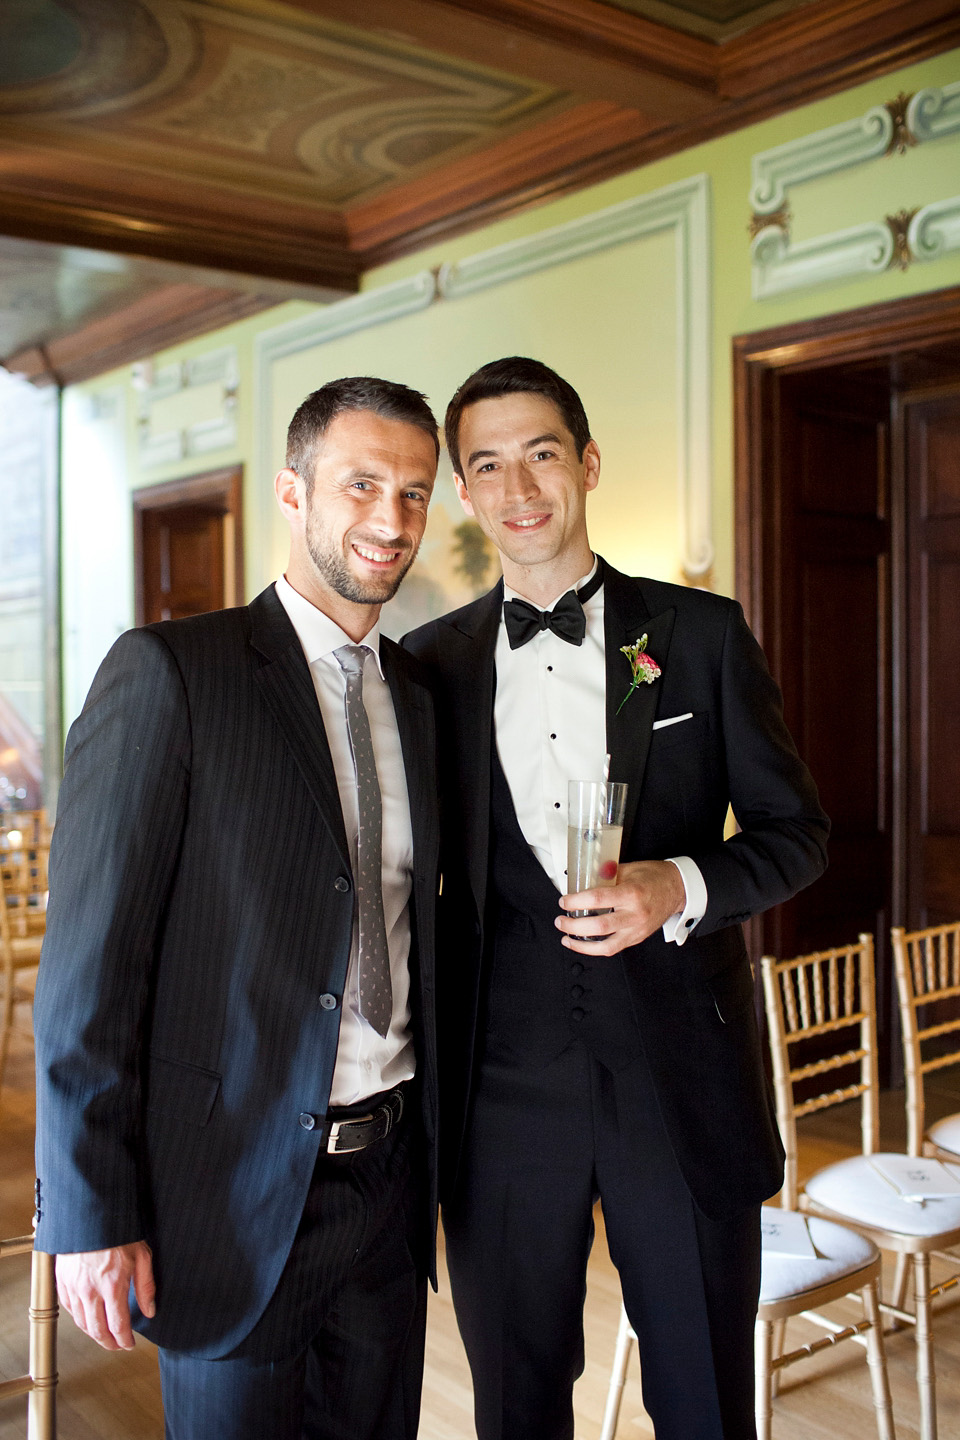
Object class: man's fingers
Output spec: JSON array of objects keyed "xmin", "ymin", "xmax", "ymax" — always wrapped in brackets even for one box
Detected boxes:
[
  {"xmin": 78, "ymin": 1291, "xmax": 124, "ymax": 1351},
  {"xmin": 54, "ymin": 1245, "xmax": 147, "ymax": 1351},
  {"xmin": 133, "ymin": 1244, "xmax": 156, "ymax": 1320}
]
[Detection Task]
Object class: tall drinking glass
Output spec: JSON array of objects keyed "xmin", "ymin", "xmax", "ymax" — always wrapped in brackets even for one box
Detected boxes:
[{"xmin": 567, "ymin": 781, "xmax": 628, "ymax": 919}]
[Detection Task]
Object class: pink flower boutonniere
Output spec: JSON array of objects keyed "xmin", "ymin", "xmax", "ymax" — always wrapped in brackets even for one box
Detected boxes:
[{"xmin": 617, "ymin": 634, "xmax": 661, "ymax": 713}]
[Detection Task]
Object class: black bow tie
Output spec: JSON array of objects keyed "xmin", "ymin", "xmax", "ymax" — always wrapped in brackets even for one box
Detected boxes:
[{"xmin": 502, "ymin": 561, "xmax": 605, "ymax": 650}]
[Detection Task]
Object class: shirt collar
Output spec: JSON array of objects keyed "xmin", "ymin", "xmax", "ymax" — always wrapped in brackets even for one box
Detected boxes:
[
  {"xmin": 275, "ymin": 575, "xmax": 384, "ymax": 678},
  {"xmin": 502, "ymin": 555, "xmax": 601, "ymax": 612}
]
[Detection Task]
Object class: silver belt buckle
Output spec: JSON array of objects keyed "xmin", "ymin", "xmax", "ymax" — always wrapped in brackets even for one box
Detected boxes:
[{"xmin": 326, "ymin": 1111, "xmax": 374, "ymax": 1155}]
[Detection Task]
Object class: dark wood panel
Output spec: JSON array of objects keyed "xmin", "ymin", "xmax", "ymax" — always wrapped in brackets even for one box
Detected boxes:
[{"xmin": 133, "ymin": 466, "xmax": 243, "ymax": 627}]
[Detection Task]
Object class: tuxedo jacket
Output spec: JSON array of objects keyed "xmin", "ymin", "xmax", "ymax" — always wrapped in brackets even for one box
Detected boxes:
[
  {"xmin": 404, "ymin": 562, "xmax": 828, "ymax": 1222},
  {"xmin": 34, "ymin": 585, "xmax": 440, "ymax": 1357}
]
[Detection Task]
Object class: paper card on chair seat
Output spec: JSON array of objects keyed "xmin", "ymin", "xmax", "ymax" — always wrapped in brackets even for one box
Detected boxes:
[
  {"xmin": 760, "ymin": 1208, "xmax": 818, "ymax": 1258},
  {"xmin": 868, "ymin": 1155, "xmax": 960, "ymax": 1202}
]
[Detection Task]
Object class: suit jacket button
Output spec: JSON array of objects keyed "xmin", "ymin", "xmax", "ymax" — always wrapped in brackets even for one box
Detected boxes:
[
  {"xmin": 334, "ymin": 876, "xmax": 350, "ymax": 893},
  {"xmin": 570, "ymin": 1007, "xmax": 585, "ymax": 1023},
  {"xmin": 319, "ymin": 993, "xmax": 338, "ymax": 1010},
  {"xmin": 299, "ymin": 1113, "xmax": 317, "ymax": 1130}
]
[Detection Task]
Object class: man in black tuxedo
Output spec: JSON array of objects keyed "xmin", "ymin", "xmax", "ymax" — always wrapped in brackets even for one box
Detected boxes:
[
  {"xmin": 404, "ymin": 357, "xmax": 829, "ymax": 1440},
  {"xmin": 34, "ymin": 377, "xmax": 442, "ymax": 1440}
]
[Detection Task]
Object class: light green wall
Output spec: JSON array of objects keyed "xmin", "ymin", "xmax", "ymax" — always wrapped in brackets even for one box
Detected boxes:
[{"xmin": 62, "ymin": 47, "xmax": 960, "ymax": 719}]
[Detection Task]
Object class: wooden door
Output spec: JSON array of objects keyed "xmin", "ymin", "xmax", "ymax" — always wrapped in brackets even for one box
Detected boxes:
[
  {"xmin": 903, "ymin": 386, "xmax": 960, "ymax": 927},
  {"xmin": 133, "ymin": 465, "xmax": 243, "ymax": 626},
  {"xmin": 769, "ymin": 372, "xmax": 892, "ymax": 965},
  {"xmin": 141, "ymin": 503, "xmax": 224, "ymax": 623}
]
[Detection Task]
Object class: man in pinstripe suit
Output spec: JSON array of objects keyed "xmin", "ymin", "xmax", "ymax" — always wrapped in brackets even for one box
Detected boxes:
[{"xmin": 34, "ymin": 378, "xmax": 443, "ymax": 1439}]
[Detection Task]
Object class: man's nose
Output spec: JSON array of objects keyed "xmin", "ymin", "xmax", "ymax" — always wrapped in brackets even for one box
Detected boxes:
[
  {"xmin": 369, "ymin": 488, "xmax": 406, "ymax": 535},
  {"xmin": 502, "ymin": 461, "xmax": 538, "ymax": 504}
]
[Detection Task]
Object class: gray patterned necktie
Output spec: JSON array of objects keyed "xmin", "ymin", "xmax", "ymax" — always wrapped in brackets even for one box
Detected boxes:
[{"xmin": 334, "ymin": 644, "xmax": 392, "ymax": 1038}]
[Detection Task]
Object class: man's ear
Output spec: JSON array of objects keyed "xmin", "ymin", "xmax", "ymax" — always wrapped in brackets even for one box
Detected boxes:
[
  {"xmin": 275, "ymin": 467, "xmax": 303, "ymax": 520},
  {"xmin": 582, "ymin": 439, "xmax": 601, "ymax": 493},
  {"xmin": 453, "ymin": 473, "xmax": 475, "ymax": 517}
]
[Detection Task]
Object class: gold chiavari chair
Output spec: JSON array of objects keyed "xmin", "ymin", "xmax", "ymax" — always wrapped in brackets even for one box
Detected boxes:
[
  {"xmin": 892, "ymin": 922, "xmax": 960, "ymax": 1163},
  {"xmin": 765, "ymin": 933, "xmax": 960, "ymax": 1440},
  {"xmin": 758, "ymin": 942, "xmax": 894, "ymax": 1439},
  {"xmin": 0, "ymin": 833, "xmax": 49, "ymax": 1087},
  {"xmin": 0, "ymin": 1238, "xmax": 57, "ymax": 1438}
]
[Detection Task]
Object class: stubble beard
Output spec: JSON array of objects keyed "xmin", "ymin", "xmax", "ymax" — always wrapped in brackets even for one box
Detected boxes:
[{"xmin": 306, "ymin": 520, "xmax": 416, "ymax": 605}]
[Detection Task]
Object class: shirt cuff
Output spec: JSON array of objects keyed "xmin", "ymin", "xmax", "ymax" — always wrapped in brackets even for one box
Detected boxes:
[{"xmin": 662, "ymin": 856, "xmax": 708, "ymax": 947}]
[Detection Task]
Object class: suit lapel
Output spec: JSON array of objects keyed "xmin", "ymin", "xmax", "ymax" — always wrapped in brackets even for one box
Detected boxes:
[
  {"xmin": 603, "ymin": 565, "xmax": 677, "ymax": 848},
  {"xmin": 249, "ymin": 586, "xmax": 350, "ymax": 869},
  {"xmin": 380, "ymin": 639, "xmax": 436, "ymax": 884},
  {"xmin": 442, "ymin": 583, "xmax": 502, "ymax": 922}
]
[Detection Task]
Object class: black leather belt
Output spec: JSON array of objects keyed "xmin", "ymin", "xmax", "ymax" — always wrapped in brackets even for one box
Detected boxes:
[{"xmin": 325, "ymin": 1086, "xmax": 406, "ymax": 1155}]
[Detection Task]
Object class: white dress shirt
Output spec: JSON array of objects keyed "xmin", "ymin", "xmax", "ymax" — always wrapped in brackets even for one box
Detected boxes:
[
  {"xmin": 276, "ymin": 576, "xmax": 415, "ymax": 1104},
  {"xmin": 494, "ymin": 560, "xmax": 707, "ymax": 944}
]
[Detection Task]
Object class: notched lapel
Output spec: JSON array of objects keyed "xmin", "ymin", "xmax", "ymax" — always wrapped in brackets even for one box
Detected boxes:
[
  {"xmin": 249, "ymin": 588, "xmax": 350, "ymax": 868},
  {"xmin": 380, "ymin": 643, "xmax": 436, "ymax": 874},
  {"xmin": 605, "ymin": 597, "xmax": 677, "ymax": 849}
]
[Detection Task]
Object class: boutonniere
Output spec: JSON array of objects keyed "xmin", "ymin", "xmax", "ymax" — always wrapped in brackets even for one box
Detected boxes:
[{"xmin": 617, "ymin": 634, "xmax": 661, "ymax": 713}]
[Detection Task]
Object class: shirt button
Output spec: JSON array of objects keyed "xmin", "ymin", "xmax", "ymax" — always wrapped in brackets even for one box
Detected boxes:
[
  {"xmin": 571, "ymin": 985, "xmax": 584, "ymax": 1000},
  {"xmin": 298, "ymin": 1113, "xmax": 317, "ymax": 1130},
  {"xmin": 570, "ymin": 961, "xmax": 584, "ymax": 976},
  {"xmin": 334, "ymin": 876, "xmax": 350, "ymax": 893},
  {"xmin": 570, "ymin": 1007, "xmax": 585, "ymax": 1023},
  {"xmin": 547, "ymin": 665, "xmax": 553, "ymax": 673},
  {"xmin": 550, "ymin": 733, "xmax": 557, "ymax": 740},
  {"xmin": 554, "ymin": 802, "xmax": 560, "ymax": 809},
  {"xmin": 319, "ymin": 993, "xmax": 338, "ymax": 1010}
]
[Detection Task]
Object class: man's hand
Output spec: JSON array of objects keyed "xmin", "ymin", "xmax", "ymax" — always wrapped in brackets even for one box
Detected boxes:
[
  {"xmin": 56, "ymin": 1241, "xmax": 155, "ymax": 1351},
  {"xmin": 556, "ymin": 860, "xmax": 686, "ymax": 955}
]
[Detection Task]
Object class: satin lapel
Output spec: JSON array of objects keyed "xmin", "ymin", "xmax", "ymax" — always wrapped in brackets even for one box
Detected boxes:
[
  {"xmin": 444, "ymin": 583, "xmax": 502, "ymax": 923},
  {"xmin": 603, "ymin": 568, "xmax": 677, "ymax": 849},
  {"xmin": 249, "ymin": 586, "xmax": 350, "ymax": 869}
]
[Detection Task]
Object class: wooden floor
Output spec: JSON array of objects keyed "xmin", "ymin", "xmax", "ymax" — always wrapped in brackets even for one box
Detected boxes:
[{"xmin": 2, "ymin": 1023, "xmax": 960, "ymax": 1439}]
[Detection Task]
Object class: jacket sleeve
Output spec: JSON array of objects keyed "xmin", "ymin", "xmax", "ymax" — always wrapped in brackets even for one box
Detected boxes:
[
  {"xmin": 691, "ymin": 602, "xmax": 829, "ymax": 937},
  {"xmin": 34, "ymin": 628, "xmax": 191, "ymax": 1254}
]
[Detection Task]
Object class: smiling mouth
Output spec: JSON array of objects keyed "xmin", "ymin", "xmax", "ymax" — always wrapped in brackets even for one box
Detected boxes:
[
  {"xmin": 503, "ymin": 513, "xmax": 550, "ymax": 531},
  {"xmin": 352, "ymin": 542, "xmax": 403, "ymax": 565}
]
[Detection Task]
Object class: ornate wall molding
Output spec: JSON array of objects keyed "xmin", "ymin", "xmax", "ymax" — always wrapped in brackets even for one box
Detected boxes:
[
  {"xmin": 750, "ymin": 78, "xmax": 960, "ymax": 298},
  {"xmin": 254, "ymin": 175, "xmax": 713, "ymax": 583},
  {"xmin": 134, "ymin": 345, "xmax": 239, "ymax": 468}
]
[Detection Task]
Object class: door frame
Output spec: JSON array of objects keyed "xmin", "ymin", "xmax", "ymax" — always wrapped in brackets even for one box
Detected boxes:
[
  {"xmin": 132, "ymin": 464, "xmax": 244, "ymax": 626},
  {"xmin": 733, "ymin": 285, "xmax": 960, "ymax": 1074}
]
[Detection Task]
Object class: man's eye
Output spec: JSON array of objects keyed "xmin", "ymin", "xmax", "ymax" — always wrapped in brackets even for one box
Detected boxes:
[
  {"xmin": 351, "ymin": 480, "xmax": 371, "ymax": 491},
  {"xmin": 532, "ymin": 450, "xmax": 554, "ymax": 461},
  {"xmin": 404, "ymin": 491, "xmax": 427, "ymax": 503},
  {"xmin": 475, "ymin": 462, "xmax": 497, "ymax": 474}
]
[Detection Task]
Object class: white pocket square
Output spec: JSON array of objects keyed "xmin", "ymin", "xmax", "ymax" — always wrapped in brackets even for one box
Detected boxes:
[{"xmin": 652, "ymin": 712, "xmax": 694, "ymax": 731}]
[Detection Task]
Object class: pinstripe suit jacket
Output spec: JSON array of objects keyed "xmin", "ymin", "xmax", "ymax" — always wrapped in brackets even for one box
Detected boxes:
[{"xmin": 33, "ymin": 585, "xmax": 440, "ymax": 1357}]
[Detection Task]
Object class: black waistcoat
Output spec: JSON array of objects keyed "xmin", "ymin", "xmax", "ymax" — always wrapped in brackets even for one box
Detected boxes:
[{"xmin": 483, "ymin": 746, "xmax": 641, "ymax": 1072}]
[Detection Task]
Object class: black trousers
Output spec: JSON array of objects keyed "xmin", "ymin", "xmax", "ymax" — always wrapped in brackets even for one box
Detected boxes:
[
  {"xmin": 443, "ymin": 1041, "xmax": 760, "ymax": 1440},
  {"xmin": 158, "ymin": 1116, "xmax": 427, "ymax": 1440}
]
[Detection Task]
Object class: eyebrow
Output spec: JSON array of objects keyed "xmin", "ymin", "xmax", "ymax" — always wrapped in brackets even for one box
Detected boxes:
[{"xmin": 467, "ymin": 433, "xmax": 563, "ymax": 468}]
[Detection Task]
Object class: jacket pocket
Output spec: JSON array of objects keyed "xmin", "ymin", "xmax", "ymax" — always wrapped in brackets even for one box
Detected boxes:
[{"xmin": 145, "ymin": 1054, "xmax": 221, "ymax": 1128}]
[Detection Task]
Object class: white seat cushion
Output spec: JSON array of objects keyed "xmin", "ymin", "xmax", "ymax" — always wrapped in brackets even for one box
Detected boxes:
[
  {"xmin": 804, "ymin": 1153, "xmax": 960, "ymax": 1237},
  {"xmin": 760, "ymin": 1208, "xmax": 877, "ymax": 1303},
  {"xmin": 928, "ymin": 1112, "xmax": 960, "ymax": 1159}
]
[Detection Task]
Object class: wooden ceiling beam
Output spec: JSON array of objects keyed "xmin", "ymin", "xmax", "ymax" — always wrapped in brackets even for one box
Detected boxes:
[
  {"xmin": 720, "ymin": 0, "xmax": 960, "ymax": 99},
  {"xmin": 283, "ymin": 0, "xmax": 717, "ymax": 119},
  {"xmin": 3, "ymin": 285, "xmax": 278, "ymax": 388},
  {"xmin": 0, "ymin": 144, "xmax": 359, "ymax": 297}
]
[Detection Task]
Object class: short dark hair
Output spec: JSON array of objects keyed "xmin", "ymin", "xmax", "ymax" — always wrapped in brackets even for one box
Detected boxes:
[
  {"xmin": 444, "ymin": 357, "xmax": 591, "ymax": 477},
  {"xmin": 286, "ymin": 376, "xmax": 439, "ymax": 492}
]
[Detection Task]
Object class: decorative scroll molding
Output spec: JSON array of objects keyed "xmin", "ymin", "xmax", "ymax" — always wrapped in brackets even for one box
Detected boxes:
[
  {"xmin": 752, "ymin": 191, "xmax": 960, "ymax": 297},
  {"xmin": 254, "ymin": 179, "xmax": 713, "ymax": 583},
  {"xmin": 752, "ymin": 223, "xmax": 894, "ymax": 298},
  {"xmin": 750, "ymin": 77, "xmax": 960, "ymax": 299},
  {"xmin": 909, "ymin": 195, "xmax": 960, "ymax": 264},
  {"xmin": 908, "ymin": 80, "xmax": 960, "ymax": 143},
  {"xmin": 135, "ymin": 346, "xmax": 239, "ymax": 468},
  {"xmin": 749, "ymin": 105, "xmax": 894, "ymax": 216}
]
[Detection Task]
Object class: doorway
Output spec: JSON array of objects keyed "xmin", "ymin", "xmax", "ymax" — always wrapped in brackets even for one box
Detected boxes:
[
  {"xmin": 133, "ymin": 465, "xmax": 243, "ymax": 625},
  {"xmin": 734, "ymin": 286, "xmax": 960, "ymax": 1081}
]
